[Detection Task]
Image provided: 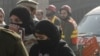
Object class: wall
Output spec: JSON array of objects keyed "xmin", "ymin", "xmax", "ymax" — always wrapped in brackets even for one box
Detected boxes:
[
  {"xmin": 35, "ymin": 0, "xmax": 49, "ymax": 17},
  {"xmin": 0, "ymin": 0, "xmax": 18, "ymax": 24}
]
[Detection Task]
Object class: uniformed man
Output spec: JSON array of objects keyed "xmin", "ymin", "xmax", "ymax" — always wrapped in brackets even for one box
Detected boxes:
[
  {"xmin": 46, "ymin": 5, "xmax": 61, "ymax": 26},
  {"xmin": 59, "ymin": 5, "xmax": 78, "ymax": 55},
  {"xmin": 0, "ymin": 27, "xmax": 29, "ymax": 56},
  {"xmin": 16, "ymin": 0, "xmax": 39, "ymax": 23}
]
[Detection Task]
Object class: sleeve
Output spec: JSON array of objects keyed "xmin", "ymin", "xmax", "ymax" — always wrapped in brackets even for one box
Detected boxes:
[
  {"xmin": 59, "ymin": 44, "xmax": 76, "ymax": 56},
  {"xmin": 15, "ymin": 39, "xmax": 29, "ymax": 56}
]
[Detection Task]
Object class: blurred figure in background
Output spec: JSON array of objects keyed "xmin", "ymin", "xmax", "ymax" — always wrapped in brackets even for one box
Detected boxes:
[
  {"xmin": 46, "ymin": 5, "xmax": 61, "ymax": 27},
  {"xmin": 36, "ymin": 10, "xmax": 44, "ymax": 21},
  {"xmin": 0, "ymin": 27, "xmax": 29, "ymax": 56},
  {"xmin": 17, "ymin": 0, "xmax": 39, "ymax": 24},
  {"xmin": 59, "ymin": 5, "xmax": 78, "ymax": 55},
  {"xmin": 46, "ymin": 5, "xmax": 65, "ymax": 39},
  {"xmin": 0, "ymin": 8, "xmax": 6, "ymax": 27},
  {"xmin": 8, "ymin": 7, "xmax": 36, "ymax": 52},
  {"xmin": 29, "ymin": 20, "xmax": 76, "ymax": 56}
]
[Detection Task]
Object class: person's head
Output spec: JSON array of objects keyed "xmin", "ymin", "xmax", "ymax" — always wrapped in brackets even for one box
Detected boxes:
[
  {"xmin": 34, "ymin": 20, "xmax": 60, "ymax": 48},
  {"xmin": 17, "ymin": 0, "xmax": 38, "ymax": 16},
  {"xmin": 0, "ymin": 8, "xmax": 5, "ymax": 23},
  {"xmin": 46, "ymin": 5, "xmax": 56, "ymax": 18},
  {"xmin": 59, "ymin": 5, "xmax": 72, "ymax": 20},
  {"xmin": 36, "ymin": 10, "xmax": 44, "ymax": 20},
  {"xmin": 9, "ymin": 7, "xmax": 34, "ymax": 35}
]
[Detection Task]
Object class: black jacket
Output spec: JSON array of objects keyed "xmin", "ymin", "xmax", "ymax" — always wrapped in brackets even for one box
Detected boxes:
[{"xmin": 29, "ymin": 40, "xmax": 76, "ymax": 56}]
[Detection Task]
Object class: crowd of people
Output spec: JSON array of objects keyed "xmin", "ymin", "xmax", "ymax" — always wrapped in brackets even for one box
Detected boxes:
[{"xmin": 0, "ymin": 0, "xmax": 78, "ymax": 56}]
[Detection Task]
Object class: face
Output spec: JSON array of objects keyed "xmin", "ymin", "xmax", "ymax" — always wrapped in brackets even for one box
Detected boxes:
[
  {"xmin": 0, "ymin": 11, "xmax": 4, "ymax": 22},
  {"xmin": 36, "ymin": 12, "xmax": 43, "ymax": 20},
  {"xmin": 10, "ymin": 15, "xmax": 22, "ymax": 24},
  {"xmin": 60, "ymin": 10, "xmax": 68, "ymax": 19},
  {"xmin": 31, "ymin": 9, "xmax": 36, "ymax": 17},
  {"xmin": 46, "ymin": 9, "xmax": 53, "ymax": 17},
  {"xmin": 35, "ymin": 33, "xmax": 48, "ymax": 40},
  {"xmin": 46, "ymin": 9, "xmax": 51, "ymax": 14},
  {"xmin": 25, "ymin": 6, "xmax": 36, "ymax": 18}
]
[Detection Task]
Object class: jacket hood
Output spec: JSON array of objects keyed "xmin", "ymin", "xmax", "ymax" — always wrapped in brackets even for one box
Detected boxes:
[
  {"xmin": 10, "ymin": 7, "xmax": 35, "ymax": 35},
  {"xmin": 34, "ymin": 20, "xmax": 60, "ymax": 42}
]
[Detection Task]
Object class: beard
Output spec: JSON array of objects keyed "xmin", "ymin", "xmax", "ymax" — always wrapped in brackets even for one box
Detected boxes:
[
  {"xmin": 46, "ymin": 12, "xmax": 55, "ymax": 18},
  {"xmin": 60, "ymin": 16, "xmax": 70, "ymax": 21}
]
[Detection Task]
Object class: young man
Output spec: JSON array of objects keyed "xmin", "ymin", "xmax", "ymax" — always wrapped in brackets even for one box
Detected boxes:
[
  {"xmin": 46, "ymin": 5, "xmax": 61, "ymax": 26},
  {"xmin": 8, "ymin": 7, "xmax": 36, "ymax": 52},
  {"xmin": 36, "ymin": 10, "xmax": 44, "ymax": 21},
  {"xmin": 0, "ymin": 27, "xmax": 28, "ymax": 56},
  {"xmin": 29, "ymin": 20, "xmax": 76, "ymax": 56},
  {"xmin": 59, "ymin": 5, "xmax": 78, "ymax": 54}
]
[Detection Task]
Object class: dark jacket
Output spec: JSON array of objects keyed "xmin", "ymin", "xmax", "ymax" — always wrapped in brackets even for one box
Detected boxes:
[
  {"xmin": 29, "ymin": 40, "xmax": 75, "ymax": 56},
  {"xmin": 61, "ymin": 17, "xmax": 78, "ymax": 52},
  {"xmin": 0, "ymin": 27, "xmax": 29, "ymax": 56},
  {"xmin": 29, "ymin": 20, "xmax": 75, "ymax": 56}
]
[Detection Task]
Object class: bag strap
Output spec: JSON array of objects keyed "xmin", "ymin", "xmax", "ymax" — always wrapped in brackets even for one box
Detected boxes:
[{"xmin": 51, "ymin": 16, "xmax": 57, "ymax": 24}]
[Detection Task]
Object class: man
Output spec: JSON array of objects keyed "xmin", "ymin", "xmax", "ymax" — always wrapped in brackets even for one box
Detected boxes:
[
  {"xmin": 0, "ymin": 8, "xmax": 6, "ymax": 27},
  {"xmin": 59, "ymin": 5, "xmax": 78, "ymax": 54},
  {"xmin": 29, "ymin": 20, "xmax": 76, "ymax": 56},
  {"xmin": 16, "ymin": 0, "xmax": 39, "ymax": 23},
  {"xmin": 46, "ymin": 5, "xmax": 61, "ymax": 26},
  {"xmin": 46, "ymin": 5, "xmax": 65, "ymax": 39},
  {"xmin": 8, "ymin": 7, "xmax": 37, "ymax": 52},
  {"xmin": 36, "ymin": 10, "xmax": 44, "ymax": 21},
  {"xmin": 0, "ymin": 27, "xmax": 29, "ymax": 56}
]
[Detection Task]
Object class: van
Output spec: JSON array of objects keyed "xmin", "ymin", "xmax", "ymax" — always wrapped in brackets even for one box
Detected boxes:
[{"xmin": 78, "ymin": 6, "xmax": 100, "ymax": 56}]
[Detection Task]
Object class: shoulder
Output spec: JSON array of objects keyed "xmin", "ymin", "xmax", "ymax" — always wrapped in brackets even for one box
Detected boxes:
[
  {"xmin": 31, "ymin": 44, "xmax": 39, "ymax": 49},
  {"xmin": 59, "ymin": 40, "xmax": 73, "ymax": 50},
  {"xmin": 54, "ymin": 16, "xmax": 61, "ymax": 25},
  {"xmin": 55, "ymin": 16, "xmax": 61, "ymax": 21},
  {"xmin": 69, "ymin": 17, "xmax": 77, "ymax": 28},
  {"xmin": 56, "ymin": 18, "xmax": 61, "ymax": 23},
  {"xmin": 59, "ymin": 39, "xmax": 69, "ymax": 48},
  {"xmin": 58, "ymin": 40, "xmax": 76, "ymax": 56},
  {"xmin": 30, "ymin": 44, "xmax": 39, "ymax": 54},
  {"xmin": 69, "ymin": 17, "xmax": 77, "ymax": 24},
  {"xmin": 0, "ymin": 27, "xmax": 21, "ymax": 40}
]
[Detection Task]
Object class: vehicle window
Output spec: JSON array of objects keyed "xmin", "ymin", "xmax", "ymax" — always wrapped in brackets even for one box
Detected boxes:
[{"xmin": 78, "ymin": 14, "xmax": 100, "ymax": 34}]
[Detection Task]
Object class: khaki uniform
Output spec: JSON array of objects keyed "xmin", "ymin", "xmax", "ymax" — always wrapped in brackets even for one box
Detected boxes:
[{"xmin": 0, "ymin": 27, "xmax": 29, "ymax": 56}]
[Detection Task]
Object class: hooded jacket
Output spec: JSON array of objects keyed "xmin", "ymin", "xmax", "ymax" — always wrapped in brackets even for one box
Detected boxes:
[
  {"xmin": 10, "ymin": 7, "xmax": 35, "ymax": 35},
  {"xmin": 9, "ymin": 7, "xmax": 36, "ymax": 52},
  {"xmin": 29, "ymin": 20, "xmax": 76, "ymax": 56}
]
